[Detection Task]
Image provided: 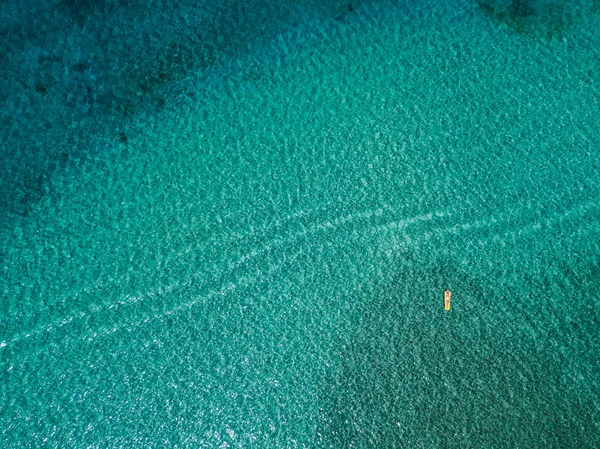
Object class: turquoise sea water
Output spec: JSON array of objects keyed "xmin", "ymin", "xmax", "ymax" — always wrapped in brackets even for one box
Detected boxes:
[{"xmin": 1, "ymin": 0, "xmax": 600, "ymax": 447}]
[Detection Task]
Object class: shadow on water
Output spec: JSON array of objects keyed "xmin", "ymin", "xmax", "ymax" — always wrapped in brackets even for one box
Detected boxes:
[{"xmin": 315, "ymin": 253, "xmax": 599, "ymax": 448}]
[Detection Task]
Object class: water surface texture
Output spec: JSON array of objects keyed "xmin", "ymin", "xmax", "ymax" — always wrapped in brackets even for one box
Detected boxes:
[{"xmin": 1, "ymin": 0, "xmax": 600, "ymax": 447}]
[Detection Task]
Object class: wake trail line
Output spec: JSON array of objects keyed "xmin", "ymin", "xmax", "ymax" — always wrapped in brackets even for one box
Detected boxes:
[
  {"xmin": 8, "ymin": 199, "xmax": 595, "ymax": 356},
  {"xmin": 0, "ymin": 204, "xmax": 451, "ymax": 355}
]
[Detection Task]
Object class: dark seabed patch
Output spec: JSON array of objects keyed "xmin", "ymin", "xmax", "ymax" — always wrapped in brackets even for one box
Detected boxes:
[
  {"xmin": 316, "ymin": 253, "xmax": 599, "ymax": 448},
  {"xmin": 475, "ymin": 0, "xmax": 590, "ymax": 38},
  {"xmin": 0, "ymin": 0, "xmax": 364, "ymax": 223}
]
